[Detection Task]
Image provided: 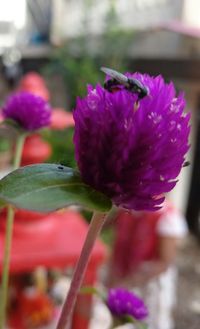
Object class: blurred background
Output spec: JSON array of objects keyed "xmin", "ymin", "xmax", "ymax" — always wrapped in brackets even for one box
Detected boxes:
[{"xmin": 0, "ymin": 1, "xmax": 200, "ymax": 329}]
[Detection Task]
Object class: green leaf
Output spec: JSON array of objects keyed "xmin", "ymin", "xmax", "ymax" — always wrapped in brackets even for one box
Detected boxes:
[
  {"xmin": 80, "ymin": 286, "xmax": 100, "ymax": 296},
  {"xmin": 0, "ymin": 163, "xmax": 112, "ymax": 213},
  {"xmin": 80, "ymin": 285, "xmax": 107, "ymax": 300}
]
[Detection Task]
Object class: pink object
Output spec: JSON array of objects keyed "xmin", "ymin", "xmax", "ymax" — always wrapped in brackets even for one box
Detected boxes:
[
  {"xmin": 19, "ymin": 72, "xmax": 46, "ymax": 89},
  {"xmin": 21, "ymin": 86, "xmax": 50, "ymax": 101},
  {"xmin": 159, "ymin": 20, "xmax": 200, "ymax": 38},
  {"xmin": 50, "ymin": 108, "xmax": 74, "ymax": 130},
  {"xmin": 21, "ymin": 135, "xmax": 52, "ymax": 165},
  {"xmin": 18, "ymin": 72, "xmax": 50, "ymax": 101}
]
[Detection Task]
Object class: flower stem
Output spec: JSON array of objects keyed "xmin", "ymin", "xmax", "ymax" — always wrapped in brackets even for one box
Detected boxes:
[
  {"xmin": 56, "ymin": 211, "xmax": 107, "ymax": 329},
  {"xmin": 13, "ymin": 133, "xmax": 26, "ymax": 170},
  {"xmin": 0, "ymin": 134, "xmax": 26, "ymax": 329}
]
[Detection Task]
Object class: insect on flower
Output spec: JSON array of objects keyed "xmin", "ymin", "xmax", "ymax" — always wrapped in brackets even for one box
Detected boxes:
[
  {"xmin": 73, "ymin": 72, "xmax": 190, "ymax": 211},
  {"xmin": 183, "ymin": 161, "xmax": 190, "ymax": 167},
  {"xmin": 101, "ymin": 67, "xmax": 149, "ymax": 100}
]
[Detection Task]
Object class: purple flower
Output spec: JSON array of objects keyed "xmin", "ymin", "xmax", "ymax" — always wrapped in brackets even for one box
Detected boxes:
[
  {"xmin": 107, "ymin": 288, "xmax": 148, "ymax": 320},
  {"xmin": 73, "ymin": 72, "xmax": 190, "ymax": 211},
  {"xmin": 2, "ymin": 91, "xmax": 51, "ymax": 131}
]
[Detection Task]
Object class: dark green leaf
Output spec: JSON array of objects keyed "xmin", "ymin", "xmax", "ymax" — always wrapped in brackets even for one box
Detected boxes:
[{"xmin": 0, "ymin": 164, "xmax": 112, "ymax": 213}]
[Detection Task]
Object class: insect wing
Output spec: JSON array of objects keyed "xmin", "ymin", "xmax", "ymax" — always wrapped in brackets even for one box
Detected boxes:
[{"xmin": 101, "ymin": 67, "xmax": 128, "ymax": 85}]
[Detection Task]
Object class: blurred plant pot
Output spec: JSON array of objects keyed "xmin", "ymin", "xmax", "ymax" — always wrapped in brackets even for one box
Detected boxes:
[
  {"xmin": 50, "ymin": 108, "xmax": 74, "ymax": 130},
  {"xmin": 21, "ymin": 135, "xmax": 52, "ymax": 165},
  {"xmin": 18, "ymin": 71, "xmax": 50, "ymax": 101}
]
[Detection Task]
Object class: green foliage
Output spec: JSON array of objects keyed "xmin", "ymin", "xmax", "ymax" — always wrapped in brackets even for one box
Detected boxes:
[
  {"xmin": 0, "ymin": 163, "xmax": 112, "ymax": 213},
  {"xmin": 43, "ymin": 0, "xmax": 134, "ymax": 109},
  {"xmin": 43, "ymin": 49, "xmax": 101, "ymax": 109}
]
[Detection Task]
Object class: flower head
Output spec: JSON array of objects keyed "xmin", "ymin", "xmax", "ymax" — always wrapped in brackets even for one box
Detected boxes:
[
  {"xmin": 2, "ymin": 91, "xmax": 51, "ymax": 131},
  {"xmin": 107, "ymin": 288, "xmax": 148, "ymax": 320},
  {"xmin": 73, "ymin": 72, "xmax": 190, "ymax": 211}
]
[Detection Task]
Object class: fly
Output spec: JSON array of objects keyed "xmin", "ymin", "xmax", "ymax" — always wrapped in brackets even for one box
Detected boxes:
[
  {"xmin": 101, "ymin": 67, "xmax": 149, "ymax": 100},
  {"xmin": 183, "ymin": 161, "xmax": 190, "ymax": 167}
]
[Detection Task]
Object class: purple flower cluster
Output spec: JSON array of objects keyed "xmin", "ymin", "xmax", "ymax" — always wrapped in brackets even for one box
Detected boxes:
[
  {"xmin": 2, "ymin": 91, "xmax": 51, "ymax": 131},
  {"xmin": 73, "ymin": 73, "xmax": 190, "ymax": 211},
  {"xmin": 107, "ymin": 288, "xmax": 148, "ymax": 320}
]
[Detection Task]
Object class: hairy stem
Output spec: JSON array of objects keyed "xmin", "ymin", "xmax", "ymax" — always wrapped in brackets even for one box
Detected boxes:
[{"xmin": 56, "ymin": 211, "xmax": 106, "ymax": 329}]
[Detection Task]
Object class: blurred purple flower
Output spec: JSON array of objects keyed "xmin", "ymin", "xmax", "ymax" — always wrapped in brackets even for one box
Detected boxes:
[
  {"xmin": 2, "ymin": 91, "xmax": 51, "ymax": 131},
  {"xmin": 107, "ymin": 288, "xmax": 148, "ymax": 320},
  {"xmin": 73, "ymin": 73, "xmax": 190, "ymax": 211}
]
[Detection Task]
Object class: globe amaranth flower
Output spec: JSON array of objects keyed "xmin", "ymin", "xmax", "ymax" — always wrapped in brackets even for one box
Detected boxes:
[
  {"xmin": 2, "ymin": 91, "xmax": 51, "ymax": 131},
  {"xmin": 73, "ymin": 72, "xmax": 190, "ymax": 211},
  {"xmin": 107, "ymin": 288, "xmax": 148, "ymax": 320}
]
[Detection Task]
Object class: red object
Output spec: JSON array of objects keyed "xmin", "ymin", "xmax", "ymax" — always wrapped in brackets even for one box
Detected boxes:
[
  {"xmin": 0, "ymin": 209, "xmax": 106, "ymax": 273},
  {"xmin": 9, "ymin": 289, "xmax": 54, "ymax": 329},
  {"xmin": 111, "ymin": 202, "xmax": 174, "ymax": 279},
  {"xmin": 18, "ymin": 72, "xmax": 50, "ymax": 101},
  {"xmin": 21, "ymin": 135, "xmax": 52, "ymax": 165},
  {"xmin": 50, "ymin": 108, "xmax": 74, "ymax": 130},
  {"xmin": 0, "ymin": 209, "xmax": 107, "ymax": 329},
  {"xmin": 20, "ymin": 291, "xmax": 54, "ymax": 327}
]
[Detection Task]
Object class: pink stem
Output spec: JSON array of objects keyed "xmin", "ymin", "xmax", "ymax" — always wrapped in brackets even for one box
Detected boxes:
[{"xmin": 56, "ymin": 211, "xmax": 106, "ymax": 329}]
